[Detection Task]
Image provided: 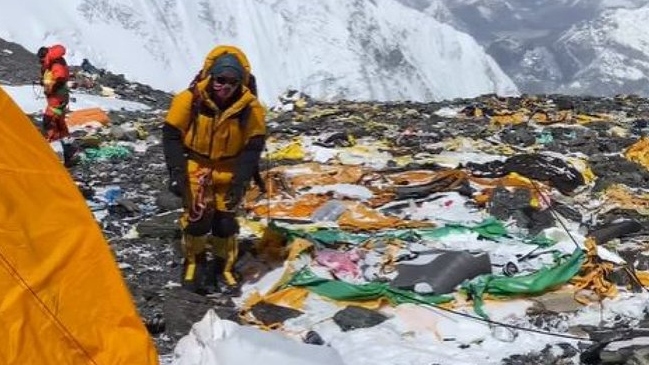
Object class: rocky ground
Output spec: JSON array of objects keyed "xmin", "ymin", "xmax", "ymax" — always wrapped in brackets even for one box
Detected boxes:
[{"xmin": 5, "ymin": 38, "xmax": 649, "ymax": 363}]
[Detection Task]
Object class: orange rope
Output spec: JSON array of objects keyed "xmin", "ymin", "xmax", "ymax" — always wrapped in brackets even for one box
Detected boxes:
[{"xmin": 188, "ymin": 168, "xmax": 212, "ymax": 222}]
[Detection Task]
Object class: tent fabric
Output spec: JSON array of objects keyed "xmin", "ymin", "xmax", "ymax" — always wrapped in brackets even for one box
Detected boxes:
[
  {"xmin": 0, "ymin": 87, "xmax": 158, "ymax": 365},
  {"xmin": 461, "ymin": 248, "xmax": 585, "ymax": 318}
]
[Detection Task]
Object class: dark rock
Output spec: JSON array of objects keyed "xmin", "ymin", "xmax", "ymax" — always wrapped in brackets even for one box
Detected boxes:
[
  {"xmin": 249, "ymin": 301, "xmax": 303, "ymax": 326},
  {"xmin": 628, "ymin": 347, "xmax": 649, "ymax": 365},
  {"xmin": 144, "ymin": 313, "xmax": 166, "ymax": 335},
  {"xmin": 303, "ymin": 330, "xmax": 325, "ymax": 345},
  {"xmin": 0, "ymin": 39, "xmax": 40, "ymax": 85},
  {"xmin": 503, "ymin": 343, "xmax": 579, "ymax": 365},
  {"xmin": 636, "ymin": 254, "xmax": 649, "ymax": 271},
  {"xmin": 137, "ymin": 212, "xmax": 181, "ymax": 239},
  {"xmin": 552, "ymin": 202, "xmax": 583, "ymax": 223},
  {"xmin": 607, "ymin": 267, "xmax": 632, "ymax": 288},
  {"xmin": 113, "ymin": 198, "xmax": 140, "ymax": 214},
  {"xmin": 589, "ymin": 220, "xmax": 643, "ymax": 245},
  {"xmin": 499, "ymin": 125, "xmax": 538, "ymax": 147},
  {"xmin": 163, "ymin": 287, "xmax": 238, "ymax": 340},
  {"xmin": 156, "ymin": 191, "xmax": 183, "ymax": 211},
  {"xmin": 332, "ymin": 306, "xmax": 388, "ymax": 332},
  {"xmin": 590, "ymin": 155, "xmax": 649, "ymax": 192}
]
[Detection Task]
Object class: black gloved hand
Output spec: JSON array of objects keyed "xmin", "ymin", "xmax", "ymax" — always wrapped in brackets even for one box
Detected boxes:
[
  {"xmin": 226, "ymin": 136, "xmax": 265, "ymax": 210},
  {"xmin": 162, "ymin": 123, "xmax": 188, "ymax": 198},
  {"xmin": 168, "ymin": 168, "xmax": 187, "ymax": 198},
  {"xmin": 225, "ymin": 184, "xmax": 245, "ymax": 211}
]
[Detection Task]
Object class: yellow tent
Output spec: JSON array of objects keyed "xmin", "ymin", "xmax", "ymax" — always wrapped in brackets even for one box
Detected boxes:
[{"xmin": 0, "ymin": 87, "xmax": 159, "ymax": 364}]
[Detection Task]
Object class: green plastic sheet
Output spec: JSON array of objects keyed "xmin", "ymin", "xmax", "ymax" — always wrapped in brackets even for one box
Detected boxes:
[
  {"xmin": 271, "ymin": 218, "xmax": 509, "ymax": 247},
  {"xmin": 417, "ymin": 218, "xmax": 508, "ymax": 241},
  {"xmin": 286, "ymin": 268, "xmax": 453, "ymax": 306},
  {"xmin": 461, "ymin": 248, "xmax": 585, "ymax": 318},
  {"xmin": 81, "ymin": 145, "xmax": 132, "ymax": 163}
]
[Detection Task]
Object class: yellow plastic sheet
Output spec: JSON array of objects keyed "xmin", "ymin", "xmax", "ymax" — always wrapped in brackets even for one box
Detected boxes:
[
  {"xmin": 625, "ymin": 137, "xmax": 649, "ymax": 170},
  {"xmin": 268, "ymin": 139, "xmax": 305, "ymax": 160}
]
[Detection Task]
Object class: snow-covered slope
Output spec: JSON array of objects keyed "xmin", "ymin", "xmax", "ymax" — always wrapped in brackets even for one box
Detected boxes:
[
  {"xmin": 555, "ymin": 4, "xmax": 649, "ymax": 95},
  {"xmin": 0, "ymin": 0, "xmax": 518, "ymax": 103},
  {"xmin": 398, "ymin": 0, "xmax": 649, "ymax": 96}
]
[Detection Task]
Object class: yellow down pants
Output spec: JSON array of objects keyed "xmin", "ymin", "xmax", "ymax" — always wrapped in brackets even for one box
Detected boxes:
[{"xmin": 179, "ymin": 159, "xmax": 239, "ymax": 286}]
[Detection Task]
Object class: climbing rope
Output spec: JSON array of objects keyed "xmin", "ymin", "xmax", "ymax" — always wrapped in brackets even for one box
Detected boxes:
[{"xmin": 188, "ymin": 168, "xmax": 213, "ymax": 222}]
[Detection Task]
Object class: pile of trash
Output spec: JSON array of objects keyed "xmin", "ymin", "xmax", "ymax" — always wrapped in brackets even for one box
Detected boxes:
[
  {"xmin": 219, "ymin": 93, "xmax": 649, "ymax": 365},
  {"xmin": 36, "ymin": 83, "xmax": 649, "ymax": 364}
]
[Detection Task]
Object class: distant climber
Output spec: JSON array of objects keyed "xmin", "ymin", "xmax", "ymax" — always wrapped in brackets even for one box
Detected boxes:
[
  {"xmin": 37, "ymin": 45, "xmax": 78, "ymax": 166},
  {"xmin": 162, "ymin": 45, "xmax": 266, "ymax": 296}
]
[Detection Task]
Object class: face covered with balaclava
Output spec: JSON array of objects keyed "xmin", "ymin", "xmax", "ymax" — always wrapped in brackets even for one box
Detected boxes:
[{"xmin": 210, "ymin": 53, "xmax": 244, "ymax": 103}]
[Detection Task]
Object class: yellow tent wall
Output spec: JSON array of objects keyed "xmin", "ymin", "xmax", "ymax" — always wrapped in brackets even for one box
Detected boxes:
[{"xmin": 0, "ymin": 87, "xmax": 159, "ymax": 364}]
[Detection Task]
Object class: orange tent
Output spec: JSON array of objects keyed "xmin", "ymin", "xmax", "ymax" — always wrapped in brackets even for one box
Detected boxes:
[{"xmin": 0, "ymin": 86, "xmax": 159, "ymax": 364}]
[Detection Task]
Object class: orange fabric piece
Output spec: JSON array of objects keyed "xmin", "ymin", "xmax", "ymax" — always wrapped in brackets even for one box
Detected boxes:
[
  {"xmin": 384, "ymin": 170, "xmax": 442, "ymax": 185},
  {"xmin": 66, "ymin": 107, "xmax": 110, "ymax": 127},
  {"xmin": 251, "ymin": 194, "xmax": 329, "ymax": 219},
  {"xmin": 338, "ymin": 201, "xmax": 435, "ymax": 231},
  {"xmin": 0, "ymin": 87, "xmax": 158, "ymax": 365},
  {"xmin": 285, "ymin": 163, "xmax": 365, "ymax": 187}
]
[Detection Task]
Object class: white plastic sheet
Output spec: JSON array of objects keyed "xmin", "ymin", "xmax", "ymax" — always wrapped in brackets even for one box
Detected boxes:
[{"xmin": 172, "ymin": 310, "xmax": 346, "ymax": 365}]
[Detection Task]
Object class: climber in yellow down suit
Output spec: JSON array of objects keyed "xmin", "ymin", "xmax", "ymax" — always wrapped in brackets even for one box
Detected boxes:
[{"xmin": 162, "ymin": 45, "xmax": 265, "ymax": 295}]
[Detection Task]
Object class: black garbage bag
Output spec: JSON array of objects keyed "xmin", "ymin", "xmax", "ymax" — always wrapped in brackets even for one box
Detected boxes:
[{"xmin": 467, "ymin": 153, "xmax": 584, "ymax": 194}]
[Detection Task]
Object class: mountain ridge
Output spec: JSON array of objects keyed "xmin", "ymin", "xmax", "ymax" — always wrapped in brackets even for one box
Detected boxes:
[
  {"xmin": 0, "ymin": 0, "xmax": 518, "ymax": 104},
  {"xmin": 398, "ymin": 0, "xmax": 649, "ymax": 96}
]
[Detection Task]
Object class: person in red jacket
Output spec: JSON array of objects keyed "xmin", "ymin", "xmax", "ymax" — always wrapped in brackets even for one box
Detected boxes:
[{"xmin": 37, "ymin": 45, "xmax": 70, "ymax": 142}]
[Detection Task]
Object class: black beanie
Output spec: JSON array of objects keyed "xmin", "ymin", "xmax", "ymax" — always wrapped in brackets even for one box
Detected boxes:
[
  {"xmin": 210, "ymin": 53, "xmax": 244, "ymax": 81},
  {"xmin": 37, "ymin": 46, "xmax": 48, "ymax": 59}
]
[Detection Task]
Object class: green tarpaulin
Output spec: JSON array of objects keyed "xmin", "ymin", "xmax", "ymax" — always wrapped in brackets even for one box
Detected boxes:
[
  {"xmin": 286, "ymin": 268, "xmax": 453, "ymax": 306},
  {"xmin": 271, "ymin": 218, "xmax": 509, "ymax": 247},
  {"xmin": 417, "ymin": 218, "xmax": 508, "ymax": 240},
  {"xmin": 81, "ymin": 145, "xmax": 132, "ymax": 163},
  {"xmin": 461, "ymin": 248, "xmax": 585, "ymax": 318}
]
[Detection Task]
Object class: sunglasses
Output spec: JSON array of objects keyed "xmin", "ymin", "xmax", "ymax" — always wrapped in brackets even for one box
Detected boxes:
[{"xmin": 214, "ymin": 76, "xmax": 240, "ymax": 86}]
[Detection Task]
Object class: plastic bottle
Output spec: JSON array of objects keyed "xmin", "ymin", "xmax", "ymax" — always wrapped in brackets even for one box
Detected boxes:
[{"xmin": 311, "ymin": 200, "xmax": 347, "ymax": 222}]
